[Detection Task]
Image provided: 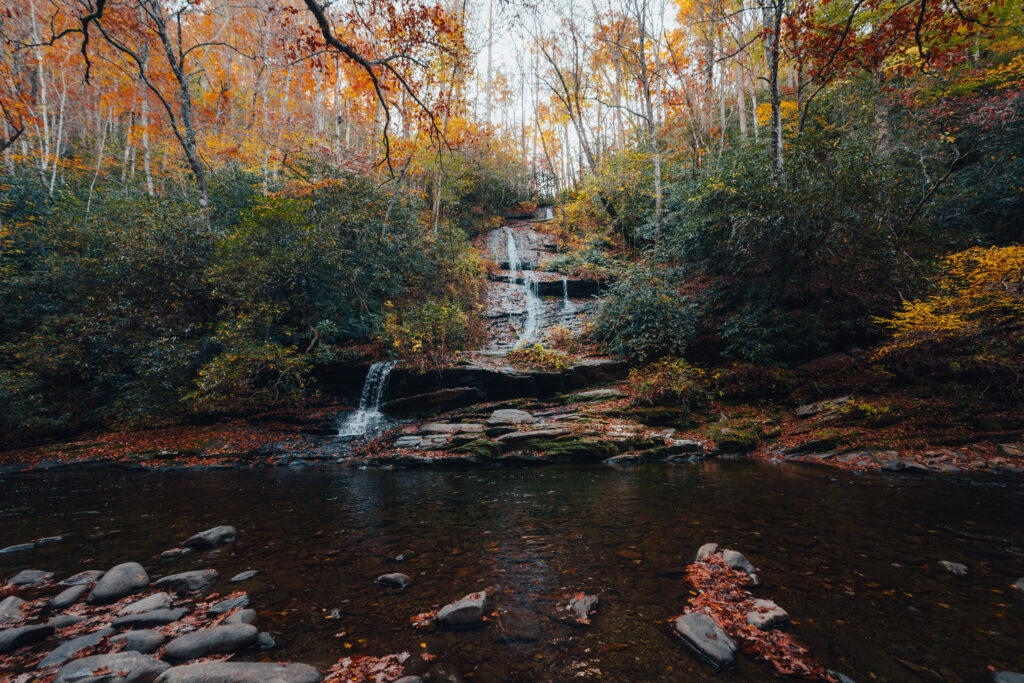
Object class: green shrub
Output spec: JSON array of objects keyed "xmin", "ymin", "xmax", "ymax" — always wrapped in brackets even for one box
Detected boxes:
[
  {"xmin": 626, "ymin": 358, "xmax": 707, "ymax": 408},
  {"xmin": 506, "ymin": 344, "xmax": 572, "ymax": 372},
  {"xmin": 380, "ymin": 298, "xmax": 473, "ymax": 370}
]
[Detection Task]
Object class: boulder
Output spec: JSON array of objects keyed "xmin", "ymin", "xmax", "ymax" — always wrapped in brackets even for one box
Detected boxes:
[
  {"xmin": 163, "ymin": 624, "xmax": 258, "ymax": 661},
  {"xmin": 8, "ymin": 569, "xmax": 53, "ymax": 586},
  {"xmin": 183, "ymin": 526, "xmax": 236, "ymax": 549},
  {"xmin": 119, "ymin": 592, "xmax": 174, "ymax": 615},
  {"xmin": 0, "ymin": 596, "xmax": 25, "ymax": 624},
  {"xmin": 745, "ymin": 599, "xmax": 790, "ymax": 630},
  {"xmin": 695, "ymin": 543, "xmax": 719, "ymax": 562},
  {"xmin": 154, "ymin": 570, "xmax": 219, "ymax": 595},
  {"xmin": 49, "ymin": 584, "xmax": 90, "ymax": 610},
  {"xmin": 437, "ymin": 591, "xmax": 487, "ymax": 629},
  {"xmin": 38, "ymin": 628, "xmax": 114, "ymax": 668},
  {"xmin": 224, "ymin": 609, "xmax": 258, "ymax": 626},
  {"xmin": 721, "ymin": 549, "xmax": 756, "ymax": 574},
  {"xmin": 112, "ymin": 607, "xmax": 190, "ymax": 630},
  {"xmin": 111, "ymin": 629, "xmax": 166, "ymax": 654},
  {"xmin": 487, "ymin": 409, "xmax": 537, "ymax": 426},
  {"xmin": 495, "ymin": 607, "xmax": 541, "ymax": 642},
  {"xmin": 230, "ymin": 570, "xmax": 257, "ymax": 583},
  {"xmin": 54, "ymin": 652, "xmax": 169, "ymax": 683},
  {"xmin": 60, "ymin": 570, "xmax": 105, "ymax": 586},
  {"xmin": 209, "ymin": 594, "xmax": 250, "ymax": 616},
  {"xmin": 0, "ymin": 543, "xmax": 35, "ymax": 556},
  {"xmin": 0, "ymin": 623, "xmax": 55, "ymax": 654},
  {"xmin": 376, "ymin": 573, "xmax": 412, "ymax": 589},
  {"xmin": 673, "ymin": 612, "xmax": 737, "ymax": 670},
  {"xmin": 154, "ymin": 662, "xmax": 322, "ymax": 683},
  {"xmin": 88, "ymin": 562, "xmax": 150, "ymax": 604},
  {"xmin": 938, "ymin": 560, "xmax": 968, "ymax": 577}
]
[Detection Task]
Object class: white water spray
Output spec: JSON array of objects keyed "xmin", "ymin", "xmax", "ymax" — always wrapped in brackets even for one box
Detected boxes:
[
  {"xmin": 338, "ymin": 360, "xmax": 398, "ymax": 437},
  {"xmin": 561, "ymin": 277, "xmax": 575, "ymax": 313}
]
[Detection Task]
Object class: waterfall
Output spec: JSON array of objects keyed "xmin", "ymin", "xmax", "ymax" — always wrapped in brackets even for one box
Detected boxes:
[
  {"xmin": 505, "ymin": 227, "xmax": 520, "ymax": 273},
  {"xmin": 337, "ymin": 360, "xmax": 398, "ymax": 437},
  {"xmin": 521, "ymin": 271, "xmax": 541, "ymax": 342},
  {"xmin": 561, "ymin": 277, "xmax": 576, "ymax": 313}
]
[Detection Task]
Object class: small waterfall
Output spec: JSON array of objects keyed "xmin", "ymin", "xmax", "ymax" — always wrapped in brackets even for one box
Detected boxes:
[
  {"xmin": 561, "ymin": 277, "xmax": 576, "ymax": 313},
  {"xmin": 521, "ymin": 271, "xmax": 541, "ymax": 342},
  {"xmin": 505, "ymin": 227, "xmax": 520, "ymax": 274},
  {"xmin": 338, "ymin": 360, "xmax": 398, "ymax": 437},
  {"xmin": 545, "ymin": 206, "xmax": 554, "ymax": 220}
]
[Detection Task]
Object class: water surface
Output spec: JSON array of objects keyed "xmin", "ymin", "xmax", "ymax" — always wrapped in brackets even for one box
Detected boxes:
[{"xmin": 2, "ymin": 462, "xmax": 1023, "ymax": 681}]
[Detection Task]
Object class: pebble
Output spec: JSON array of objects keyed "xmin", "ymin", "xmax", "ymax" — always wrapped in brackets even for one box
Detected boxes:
[
  {"xmin": 0, "ymin": 543, "xmax": 35, "ymax": 556},
  {"xmin": 60, "ymin": 570, "xmax": 104, "ymax": 586}
]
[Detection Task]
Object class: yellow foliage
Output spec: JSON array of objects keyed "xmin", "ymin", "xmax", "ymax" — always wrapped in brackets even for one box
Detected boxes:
[
  {"xmin": 756, "ymin": 101, "xmax": 799, "ymax": 128},
  {"xmin": 876, "ymin": 246, "xmax": 1024, "ymax": 356}
]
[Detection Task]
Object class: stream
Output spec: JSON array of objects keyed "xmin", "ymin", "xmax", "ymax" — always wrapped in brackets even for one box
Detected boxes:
[{"xmin": 2, "ymin": 462, "xmax": 1024, "ymax": 680}]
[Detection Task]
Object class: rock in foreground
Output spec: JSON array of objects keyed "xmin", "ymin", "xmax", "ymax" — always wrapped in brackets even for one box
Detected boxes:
[
  {"xmin": 88, "ymin": 562, "xmax": 150, "ymax": 604},
  {"xmin": 154, "ymin": 662, "xmax": 322, "ymax": 683},
  {"xmin": 54, "ymin": 652, "xmax": 169, "ymax": 683},
  {"xmin": 673, "ymin": 612, "xmax": 737, "ymax": 670},
  {"xmin": 163, "ymin": 624, "xmax": 257, "ymax": 661}
]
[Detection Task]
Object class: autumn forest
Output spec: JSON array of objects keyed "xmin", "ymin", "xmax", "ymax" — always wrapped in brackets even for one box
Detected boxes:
[{"xmin": 1, "ymin": 0, "xmax": 1023, "ymax": 680}]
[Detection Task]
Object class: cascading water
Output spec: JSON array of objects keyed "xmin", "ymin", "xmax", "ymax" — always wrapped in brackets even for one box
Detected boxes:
[
  {"xmin": 505, "ymin": 227, "xmax": 520, "ymax": 273},
  {"xmin": 337, "ymin": 360, "xmax": 398, "ymax": 437},
  {"xmin": 561, "ymin": 277, "xmax": 576, "ymax": 313},
  {"xmin": 504, "ymin": 227, "xmax": 543, "ymax": 344}
]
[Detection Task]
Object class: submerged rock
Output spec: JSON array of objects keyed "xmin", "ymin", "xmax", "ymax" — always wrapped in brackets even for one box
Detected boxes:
[
  {"xmin": 938, "ymin": 560, "xmax": 969, "ymax": 577},
  {"xmin": 1013, "ymin": 577, "xmax": 1024, "ymax": 594},
  {"xmin": 0, "ymin": 623, "xmax": 55, "ymax": 654},
  {"xmin": 60, "ymin": 570, "xmax": 105, "ymax": 586},
  {"xmin": 224, "ymin": 609, "xmax": 258, "ymax": 626},
  {"xmin": 48, "ymin": 614, "xmax": 85, "ymax": 629},
  {"xmin": 437, "ymin": 591, "xmax": 487, "ymax": 629},
  {"xmin": 8, "ymin": 569, "xmax": 54, "ymax": 586},
  {"xmin": 673, "ymin": 612, "xmax": 737, "ymax": 670},
  {"xmin": 154, "ymin": 569, "xmax": 219, "ymax": 595},
  {"xmin": 88, "ymin": 562, "xmax": 150, "ymax": 604},
  {"xmin": 0, "ymin": 596, "xmax": 25, "ymax": 624},
  {"xmin": 183, "ymin": 525, "xmax": 236, "ymax": 549},
  {"xmin": 256, "ymin": 631, "xmax": 276, "ymax": 650},
  {"xmin": 111, "ymin": 629, "xmax": 166, "ymax": 654},
  {"xmin": 163, "ymin": 624, "xmax": 258, "ymax": 661},
  {"xmin": 154, "ymin": 662, "xmax": 321, "ymax": 683},
  {"xmin": 427, "ymin": 662, "xmax": 468, "ymax": 683},
  {"xmin": 0, "ymin": 543, "xmax": 35, "ymax": 556},
  {"xmin": 112, "ymin": 607, "xmax": 190, "ymax": 630},
  {"xmin": 487, "ymin": 409, "xmax": 537, "ymax": 426},
  {"xmin": 231, "ymin": 570, "xmax": 258, "ymax": 583},
  {"xmin": 745, "ymin": 599, "xmax": 790, "ymax": 630},
  {"xmin": 119, "ymin": 592, "xmax": 174, "ymax": 615},
  {"xmin": 54, "ymin": 652, "xmax": 169, "ymax": 683},
  {"xmin": 495, "ymin": 606, "xmax": 541, "ymax": 642},
  {"xmin": 993, "ymin": 673, "xmax": 1024, "ymax": 683},
  {"xmin": 160, "ymin": 548, "xmax": 194, "ymax": 561},
  {"xmin": 377, "ymin": 573, "xmax": 412, "ymax": 589}
]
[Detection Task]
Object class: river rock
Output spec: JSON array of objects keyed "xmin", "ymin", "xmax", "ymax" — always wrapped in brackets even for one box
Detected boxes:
[
  {"xmin": 0, "ymin": 623, "xmax": 55, "ymax": 654},
  {"xmin": 154, "ymin": 662, "xmax": 322, "ymax": 683},
  {"xmin": 61, "ymin": 570, "xmax": 105, "ymax": 586},
  {"xmin": 224, "ymin": 609, "xmax": 258, "ymax": 626},
  {"xmin": 256, "ymin": 632, "xmax": 275, "ymax": 650},
  {"xmin": 993, "ymin": 674, "xmax": 1024, "ymax": 683},
  {"xmin": 119, "ymin": 592, "xmax": 174, "ymax": 615},
  {"xmin": 1013, "ymin": 577, "xmax": 1024, "ymax": 594},
  {"xmin": 112, "ymin": 607, "xmax": 190, "ymax": 630},
  {"xmin": 495, "ymin": 606, "xmax": 541, "ymax": 642},
  {"xmin": 111, "ymin": 629, "xmax": 166, "ymax": 654},
  {"xmin": 0, "ymin": 543, "xmax": 35, "ymax": 556},
  {"xmin": 37, "ymin": 628, "xmax": 114, "ymax": 668},
  {"xmin": 721, "ymin": 549, "xmax": 756, "ymax": 574},
  {"xmin": 938, "ymin": 560, "xmax": 968, "ymax": 577},
  {"xmin": 0, "ymin": 596, "xmax": 25, "ymax": 624},
  {"xmin": 377, "ymin": 573, "xmax": 412, "ymax": 589},
  {"xmin": 209, "ymin": 594, "xmax": 250, "ymax": 616},
  {"xmin": 154, "ymin": 569, "xmax": 218, "ymax": 594},
  {"xmin": 160, "ymin": 548, "xmax": 194, "ymax": 560},
  {"xmin": 695, "ymin": 543, "xmax": 719, "ymax": 561},
  {"xmin": 48, "ymin": 614, "xmax": 85, "ymax": 628},
  {"xmin": 8, "ymin": 569, "xmax": 54, "ymax": 586},
  {"xmin": 571, "ymin": 388, "xmax": 626, "ymax": 401},
  {"xmin": 428, "ymin": 663, "xmax": 468, "ymax": 683},
  {"xmin": 163, "ymin": 624, "xmax": 258, "ymax": 661},
  {"xmin": 230, "ymin": 570, "xmax": 257, "ymax": 582},
  {"xmin": 437, "ymin": 591, "xmax": 487, "ymax": 628},
  {"xmin": 673, "ymin": 612, "xmax": 737, "ymax": 670},
  {"xmin": 487, "ymin": 409, "xmax": 536, "ymax": 426},
  {"xmin": 88, "ymin": 562, "xmax": 150, "ymax": 604},
  {"xmin": 568, "ymin": 593, "xmax": 598, "ymax": 624},
  {"xmin": 746, "ymin": 599, "xmax": 789, "ymax": 629},
  {"xmin": 50, "ymin": 584, "xmax": 90, "ymax": 610},
  {"xmin": 183, "ymin": 525, "xmax": 236, "ymax": 549},
  {"xmin": 54, "ymin": 652, "xmax": 169, "ymax": 683}
]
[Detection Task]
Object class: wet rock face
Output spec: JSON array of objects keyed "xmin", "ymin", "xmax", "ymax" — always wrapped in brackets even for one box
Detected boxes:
[
  {"xmin": 163, "ymin": 624, "xmax": 258, "ymax": 661},
  {"xmin": 437, "ymin": 591, "xmax": 487, "ymax": 629},
  {"xmin": 87, "ymin": 562, "xmax": 150, "ymax": 605},
  {"xmin": 673, "ymin": 612, "xmax": 738, "ymax": 670},
  {"xmin": 153, "ymin": 662, "xmax": 322, "ymax": 683},
  {"xmin": 54, "ymin": 652, "xmax": 169, "ymax": 683},
  {"xmin": 183, "ymin": 525, "xmax": 236, "ymax": 549}
]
